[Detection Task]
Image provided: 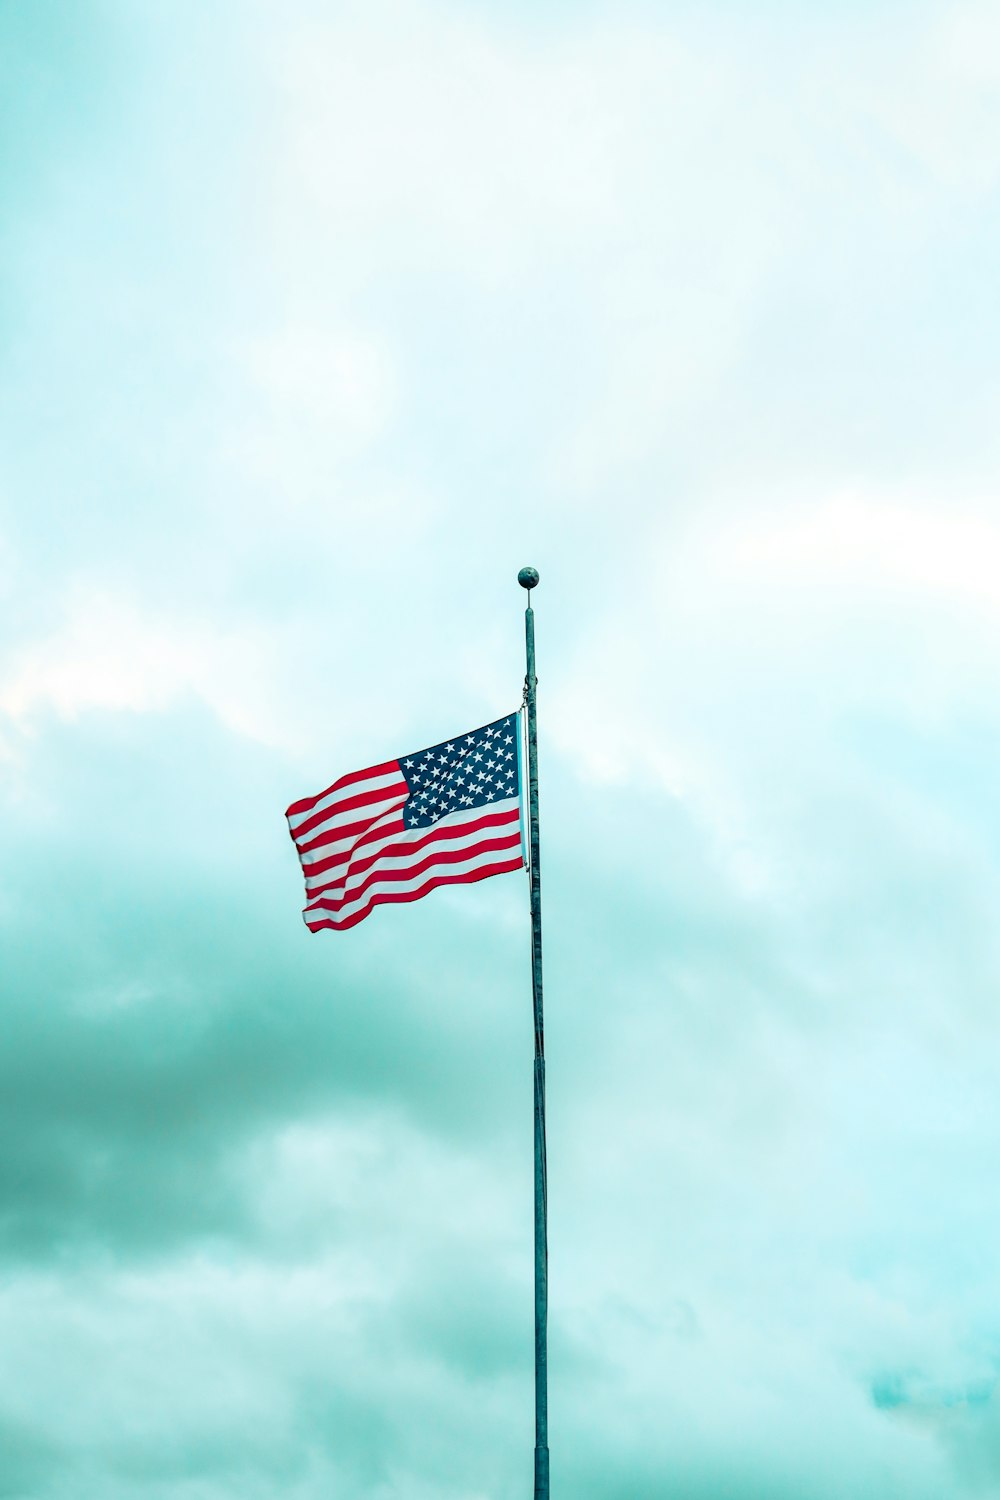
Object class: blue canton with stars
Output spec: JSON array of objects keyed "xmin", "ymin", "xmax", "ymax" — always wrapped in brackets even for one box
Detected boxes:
[{"xmin": 400, "ymin": 714, "xmax": 521, "ymax": 829}]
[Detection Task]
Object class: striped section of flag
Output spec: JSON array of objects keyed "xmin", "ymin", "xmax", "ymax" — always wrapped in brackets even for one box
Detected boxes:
[{"xmin": 286, "ymin": 712, "xmax": 525, "ymax": 931}]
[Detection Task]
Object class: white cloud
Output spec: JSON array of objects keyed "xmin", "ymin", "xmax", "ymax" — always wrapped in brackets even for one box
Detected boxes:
[
  {"xmin": 0, "ymin": 591, "xmax": 288, "ymax": 748},
  {"xmin": 220, "ymin": 324, "xmax": 397, "ymax": 495},
  {"xmin": 547, "ymin": 486, "xmax": 1000, "ymax": 908},
  {"xmin": 874, "ymin": 1, "xmax": 1000, "ymax": 191}
]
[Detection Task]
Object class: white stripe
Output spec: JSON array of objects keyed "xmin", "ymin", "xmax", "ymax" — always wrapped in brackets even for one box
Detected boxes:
[
  {"xmin": 412, "ymin": 794, "xmax": 520, "ymax": 830},
  {"xmin": 306, "ymin": 808, "xmax": 522, "ymax": 900},
  {"xmin": 287, "ymin": 768, "xmax": 404, "ymax": 833},
  {"xmin": 293, "ymin": 786, "xmax": 408, "ymax": 847},
  {"xmin": 304, "ymin": 846, "xmax": 523, "ymax": 926}
]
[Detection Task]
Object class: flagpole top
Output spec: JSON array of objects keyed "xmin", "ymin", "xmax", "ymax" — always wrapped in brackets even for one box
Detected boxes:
[{"xmin": 518, "ymin": 566, "xmax": 540, "ymax": 592}]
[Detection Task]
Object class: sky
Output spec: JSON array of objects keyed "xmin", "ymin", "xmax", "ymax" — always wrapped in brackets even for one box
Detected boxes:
[{"xmin": 3, "ymin": 0, "xmax": 1000, "ymax": 1495}]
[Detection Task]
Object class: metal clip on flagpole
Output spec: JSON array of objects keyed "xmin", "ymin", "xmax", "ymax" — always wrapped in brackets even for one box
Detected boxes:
[{"xmin": 518, "ymin": 565, "xmax": 549, "ymax": 1500}]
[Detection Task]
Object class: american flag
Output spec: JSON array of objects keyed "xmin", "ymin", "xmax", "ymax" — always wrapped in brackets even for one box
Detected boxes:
[{"xmin": 286, "ymin": 712, "xmax": 525, "ymax": 931}]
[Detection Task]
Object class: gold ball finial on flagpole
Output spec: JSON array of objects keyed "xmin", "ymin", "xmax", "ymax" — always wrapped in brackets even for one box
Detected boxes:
[{"xmin": 518, "ymin": 566, "xmax": 540, "ymax": 591}]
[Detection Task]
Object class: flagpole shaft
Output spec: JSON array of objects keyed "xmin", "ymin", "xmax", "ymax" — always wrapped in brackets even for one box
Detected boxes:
[{"xmin": 520, "ymin": 567, "xmax": 548, "ymax": 1500}]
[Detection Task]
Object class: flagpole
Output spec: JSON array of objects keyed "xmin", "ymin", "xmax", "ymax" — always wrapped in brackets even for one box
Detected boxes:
[{"xmin": 518, "ymin": 565, "xmax": 548, "ymax": 1500}]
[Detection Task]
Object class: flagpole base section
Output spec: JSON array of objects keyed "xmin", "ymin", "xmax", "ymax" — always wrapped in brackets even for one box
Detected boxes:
[{"xmin": 534, "ymin": 1444, "xmax": 549, "ymax": 1499}]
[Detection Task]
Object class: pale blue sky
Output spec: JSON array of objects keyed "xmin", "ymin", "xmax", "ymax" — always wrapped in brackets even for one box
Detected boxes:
[{"xmin": 2, "ymin": 2, "xmax": 1000, "ymax": 1496}]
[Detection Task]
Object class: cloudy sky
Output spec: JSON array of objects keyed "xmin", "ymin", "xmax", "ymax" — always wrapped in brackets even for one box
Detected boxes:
[{"xmin": 4, "ymin": 0, "xmax": 1000, "ymax": 1495}]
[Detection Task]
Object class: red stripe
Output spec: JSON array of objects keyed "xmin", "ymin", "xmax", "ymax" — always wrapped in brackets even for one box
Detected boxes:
[
  {"xmin": 290, "ymin": 777, "xmax": 408, "ymax": 846},
  {"xmin": 303, "ymin": 857, "xmax": 525, "ymax": 932},
  {"xmin": 285, "ymin": 759, "xmax": 400, "ymax": 821},
  {"xmin": 305, "ymin": 830, "xmax": 524, "ymax": 913},
  {"xmin": 302, "ymin": 805, "xmax": 520, "ymax": 892}
]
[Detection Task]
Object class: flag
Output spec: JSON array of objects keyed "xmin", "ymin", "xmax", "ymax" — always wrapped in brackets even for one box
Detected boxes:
[{"xmin": 286, "ymin": 712, "xmax": 525, "ymax": 932}]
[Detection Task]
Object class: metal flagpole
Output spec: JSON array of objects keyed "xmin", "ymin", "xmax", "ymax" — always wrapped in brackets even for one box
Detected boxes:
[{"xmin": 518, "ymin": 565, "xmax": 548, "ymax": 1500}]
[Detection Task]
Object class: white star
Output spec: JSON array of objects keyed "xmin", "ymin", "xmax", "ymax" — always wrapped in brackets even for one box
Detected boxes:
[
  {"xmin": 504, "ymin": 735, "xmax": 513, "ymax": 745},
  {"xmin": 446, "ymin": 742, "xmax": 455, "ymax": 753},
  {"xmin": 404, "ymin": 757, "xmax": 415, "ymax": 768}
]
